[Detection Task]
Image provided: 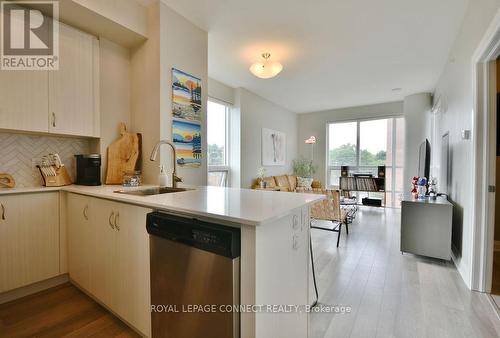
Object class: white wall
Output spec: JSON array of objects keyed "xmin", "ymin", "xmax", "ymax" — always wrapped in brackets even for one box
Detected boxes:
[
  {"xmin": 73, "ymin": 0, "xmax": 148, "ymax": 37},
  {"xmin": 131, "ymin": 2, "xmax": 161, "ymax": 184},
  {"xmin": 208, "ymin": 77, "xmax": 235, "ymax": 105},
  {"xmin": 431, "ymin": 0, "xmax": 500, "ymax": 288},
  {"xmin": 237, "ymin": 88, "xmax": 298, "ymax": 188},
  {"xmin": 159, "ymin": 3, "xmax": 208, "ymax": 186},
  {"xmin": 403, "ymin": 93, "xmax": 432, "ymax": 199},
  {"xmin": 206, "ymin": 79, "xmax": 296, "ymax": 189},
  {"xmin": 99, "ymin": 38, "xmax": 132, "ymax": 180},
  {"xmin": 297, "ymin": 101, "xmax": 403, "ymax": 184},
  {"xmin": 130, "ymin": 1, "xmax": 208, "ymax": 186}
]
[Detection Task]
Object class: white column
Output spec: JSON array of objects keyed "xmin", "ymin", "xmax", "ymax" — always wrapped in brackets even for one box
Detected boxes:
[{"xmin": 403, "ymin": 93, "xmax": 432, "ymax": 199}]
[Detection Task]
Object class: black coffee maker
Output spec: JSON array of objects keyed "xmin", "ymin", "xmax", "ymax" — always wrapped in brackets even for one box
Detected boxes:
[{"xmin": 75, "ymin": 154, "xmax": 101, "ymax": 186}]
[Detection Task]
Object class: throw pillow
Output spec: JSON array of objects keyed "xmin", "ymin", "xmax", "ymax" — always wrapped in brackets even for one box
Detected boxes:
[{"xmin": 297, "ymin": 177, "xmax": 313, "ymax": 188}]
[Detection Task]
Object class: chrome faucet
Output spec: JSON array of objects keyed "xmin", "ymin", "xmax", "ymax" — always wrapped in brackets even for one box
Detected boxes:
[{"xmin": 150, "ymin": 140, "xmax": 183, "ymax": 188}]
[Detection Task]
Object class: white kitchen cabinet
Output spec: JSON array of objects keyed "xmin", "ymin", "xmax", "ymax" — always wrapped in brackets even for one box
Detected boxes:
[
  {"xmin": 67, "ymin": 193, "xmax": 93, "ymax": 292},
  {"xmin": 49, "ymin": 23, "xmax": 100, "ymax": 137},
  {"xmin": 0, "ymin": 70, "xmax": 49, "ymax": 133},
  {"xmin": 114, "ymin": 202, "xmax": 151, "ymax": 336},
  {"xmin": 0, "ymin": 192, "xmax": 60, "ymax": 293},
  {"xmin": 0, "ymin": 20, "xmax": 99, "ymax": 137},
  {"xmin": 90, "ymin": 198, "xmax": 116, "ymax": 309},
  {"xmin": 67, "ymin": 194, "xmax": 151, "ymax": 337}
]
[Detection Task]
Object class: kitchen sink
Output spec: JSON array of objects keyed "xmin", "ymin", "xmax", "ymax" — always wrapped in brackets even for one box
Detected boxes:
[{"xmin": 114, "ymin": 187, "xmax": 192, "ymax": 196}]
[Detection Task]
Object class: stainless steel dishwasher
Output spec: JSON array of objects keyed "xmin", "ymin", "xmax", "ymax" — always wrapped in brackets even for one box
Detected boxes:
[{"xmin": 146, "ymin": 212, "xmax": 241, "ymax": 338}]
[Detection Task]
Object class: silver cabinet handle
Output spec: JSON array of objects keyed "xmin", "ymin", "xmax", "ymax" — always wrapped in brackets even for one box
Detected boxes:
[
  {"xmin": 1, "ymin": 203, "xmax": 4, "ymax": 220},
  {"xmin": 114, "ymin": 211, "xmax": 120, "ymax": 231},
  {"xmin": 108, "ymin": 211, "xmax": 115, "ymax": 229},
  {"xmin": 83, "ymin": 205, "xmax": 89, "ymax": 220},
  {"xmin": 52, "ymin": 112, "xmax": 56, "ymax": 127}
]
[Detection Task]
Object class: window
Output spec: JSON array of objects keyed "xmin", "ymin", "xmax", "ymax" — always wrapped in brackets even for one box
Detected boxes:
[
  {"xmin": 359, "ymin": 119, "xmax": 387, "ymax": 166},
  {"xmin": 327, "ymin": 117, "xmax": 405, "ymax": 208},
  {"xmin": 207, "ymin": 100, "xmax": 230, "ymax": 186}
]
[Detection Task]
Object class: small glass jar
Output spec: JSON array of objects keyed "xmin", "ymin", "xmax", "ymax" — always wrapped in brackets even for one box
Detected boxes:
[
  {"xmin": 417, "ymin": 185, "xmax": 427, "ymax": 199},
  {"xmin": 123, "ymin": 170, "xmax": 142, "ymax": 187}
]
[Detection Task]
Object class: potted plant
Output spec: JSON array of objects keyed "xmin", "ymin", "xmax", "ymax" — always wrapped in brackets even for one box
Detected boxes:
[{"xmin": 292, "ymin": 158, "xmax": 317, "ymax": 188}]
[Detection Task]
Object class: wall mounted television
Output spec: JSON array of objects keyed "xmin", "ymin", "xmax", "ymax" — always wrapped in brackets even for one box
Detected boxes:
[{"xmin": 418, "ymin": 139, "xmax": 431, "ymax": 179}]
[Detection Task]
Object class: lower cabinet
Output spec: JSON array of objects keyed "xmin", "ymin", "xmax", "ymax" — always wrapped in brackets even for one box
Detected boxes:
[
  {"xmin": 67, "ymin": 193, "xmax": 92, "ymax": 291},
  {"xmin": 67, "ymin": 194, "xmax": 152, "ymax": 337},
  {"xmin": 0, "ymin": 192, "xmax": 60, "ymax": 293}
]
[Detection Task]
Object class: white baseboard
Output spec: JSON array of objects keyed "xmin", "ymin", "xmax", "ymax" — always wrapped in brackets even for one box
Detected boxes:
[{"xmin": 0, "ymin": 274, "xmax": 69, "ymax": 304}]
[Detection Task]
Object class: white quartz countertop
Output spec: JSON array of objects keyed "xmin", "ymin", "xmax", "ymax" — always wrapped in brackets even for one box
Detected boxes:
[
  {"xmin": 0, "ymin": 186, "xmax": 62, "ymax": 195},
  {"xmin": 0, "ymin": 185, "xmax": 324, "ymax": 226}
]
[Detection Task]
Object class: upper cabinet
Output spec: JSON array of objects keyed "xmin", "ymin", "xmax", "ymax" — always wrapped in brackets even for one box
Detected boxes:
[
  {"xmin": 0, "ymin": 21, "xmax": 100, "ymax": 137},
  {"xmin": 49, "ymin": 23, "xmax": 100, "ymax": 137},
  {"xmin": 0, "ymin": 70, "xmax": 49, "ymax": 133}
]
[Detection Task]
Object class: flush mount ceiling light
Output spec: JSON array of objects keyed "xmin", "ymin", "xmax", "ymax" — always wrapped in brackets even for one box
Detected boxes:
[{"xmin": 249, "ymin": 53, "xmax": 283, "ymax": 79}]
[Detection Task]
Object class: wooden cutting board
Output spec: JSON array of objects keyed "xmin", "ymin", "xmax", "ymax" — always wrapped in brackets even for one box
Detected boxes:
[{"xmin": 105, "ymin": 123, "xmax": 142, "ymax": 184}]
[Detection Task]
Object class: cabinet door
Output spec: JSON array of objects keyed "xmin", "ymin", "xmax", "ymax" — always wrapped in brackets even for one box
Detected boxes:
[
  {"xmin": 0, "ymin": 193, "xmax": 59, "ymax": 293},
  {"xmin": 90, "ymin": 198, "xmax": 116, "ymax": 309},
  {"xmin": 0, "ymin": 70, "xmax": 49, "ymax": 132},
  {"xmin": 67, "ymin": 193, "xmax": 92, "ymax": 291},
  {"xmin": 113, "ymin": 203, "xmax": 152, "ymax": 337},
  {"xmin": 48, "ymin": 23, "xmax": 97, "ymax": 137}
]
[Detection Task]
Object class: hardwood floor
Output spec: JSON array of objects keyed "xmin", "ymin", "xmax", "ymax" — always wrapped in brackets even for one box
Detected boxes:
[
  {"xmin": 310, "ymin": 207, "xmax": 500, "ymax": 338},
  {"xmin": 0, "ymin": 283, "xmax": 140, "ymax": 338}
]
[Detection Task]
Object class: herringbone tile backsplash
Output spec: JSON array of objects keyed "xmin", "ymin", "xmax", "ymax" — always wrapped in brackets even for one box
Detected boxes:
[{"xmin": 0, "ymin": 132, "xmax": 90, "ymax": 187}]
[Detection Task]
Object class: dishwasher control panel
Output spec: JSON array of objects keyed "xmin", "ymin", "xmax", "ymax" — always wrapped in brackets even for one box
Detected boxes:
[
  {"xmin": 146, "ymin": 212, "xmax": 241, "ymax": 259},
  {"xmin": 192, "ymin": 229, "xmax": 219, "ymax": 245}
]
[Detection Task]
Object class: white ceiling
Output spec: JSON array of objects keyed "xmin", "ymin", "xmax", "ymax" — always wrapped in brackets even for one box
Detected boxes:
[{"xmin": 161, "ymin": 0, "xmax": 468, "ymax": 113}]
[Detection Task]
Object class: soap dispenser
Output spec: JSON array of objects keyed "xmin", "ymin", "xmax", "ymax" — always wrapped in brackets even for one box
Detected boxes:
[{"xmin": 158, "ymin": 165, "xmax": 168, "ymax": 187}]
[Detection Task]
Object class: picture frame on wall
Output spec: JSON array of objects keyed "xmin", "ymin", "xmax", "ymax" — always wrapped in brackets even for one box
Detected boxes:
[
  {"xmin": 172, "ymin": 120, "xmax": 202, "ymax": 168},
  {"xmin": 262, "ymin": 128, "xmax": 286, "ymax": 166},
  {"xmin": 172, "ymin": 68, "xmax": 202, "ymax": 122}
]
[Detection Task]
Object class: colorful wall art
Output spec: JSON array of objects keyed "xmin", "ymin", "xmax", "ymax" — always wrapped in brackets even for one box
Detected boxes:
[
  {"xmin": 172, "ymin": 68, "xmax": 202, "ymax": 122},
  {"xmin": 172, "ymin": 120, "xmax": 202, "ymax": 167},
  {"xmin": 262, "ymin": 128, "xmax": 286, "ymax": 166}
]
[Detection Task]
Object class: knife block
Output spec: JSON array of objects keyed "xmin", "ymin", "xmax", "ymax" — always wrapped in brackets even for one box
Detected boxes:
[{"xmin": 37, "ymin": 165, "xmax": 73, "ymax": 187}]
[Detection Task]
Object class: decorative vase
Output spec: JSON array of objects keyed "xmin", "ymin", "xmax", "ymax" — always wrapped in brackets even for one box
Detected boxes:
[{"xmin": 417, "ymin": 185, "xmax": 427, "ymax": 199}]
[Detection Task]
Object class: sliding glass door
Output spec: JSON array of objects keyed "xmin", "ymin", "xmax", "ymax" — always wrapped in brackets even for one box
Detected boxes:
[{"xmin": 327, "ymin": 117, "xmax": 405, "ymax": 207}]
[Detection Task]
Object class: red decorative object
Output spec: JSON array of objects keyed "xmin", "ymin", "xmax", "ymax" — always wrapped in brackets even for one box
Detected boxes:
[{"xmin": 411, "ymin": 176, "xmax": 419, "ymax": 199}]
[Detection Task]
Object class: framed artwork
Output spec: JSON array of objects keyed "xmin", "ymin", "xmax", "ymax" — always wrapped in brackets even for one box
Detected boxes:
[
  {"xmin": 172, "ymin": 120, "xmax": 202, "ymax": 167},
  {"xmin": 262, "ymin": 128, "xmax": 286, "ymax": 166},
  {"xmin": 172, "ymin": 68, "xmax": 202, "ymax": 122}
]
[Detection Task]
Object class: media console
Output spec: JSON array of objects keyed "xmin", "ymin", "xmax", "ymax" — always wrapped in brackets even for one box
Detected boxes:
[{"xmin": 400, "ymin": 196, "xmax": 453, "ymax": 260}]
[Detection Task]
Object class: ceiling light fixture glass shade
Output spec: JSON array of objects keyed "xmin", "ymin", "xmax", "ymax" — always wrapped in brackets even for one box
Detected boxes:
[{"xmin": 249, "ymin": 53, "xmax": 283, "ymax": 79}]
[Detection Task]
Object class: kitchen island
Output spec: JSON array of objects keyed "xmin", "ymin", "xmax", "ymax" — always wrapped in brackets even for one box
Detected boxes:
[{"xmin": 0, "ymin": 185, "xmax": 323, "ymax": 338}]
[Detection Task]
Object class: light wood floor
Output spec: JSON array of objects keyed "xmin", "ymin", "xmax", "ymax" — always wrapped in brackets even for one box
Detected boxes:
[
  {"xmin": 310, "ymin": 207, "xmax": 500, "ymax": 338},
  {"xmin": 0, "ymin": 283, "xmax": 139, "ymax": 338}
]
